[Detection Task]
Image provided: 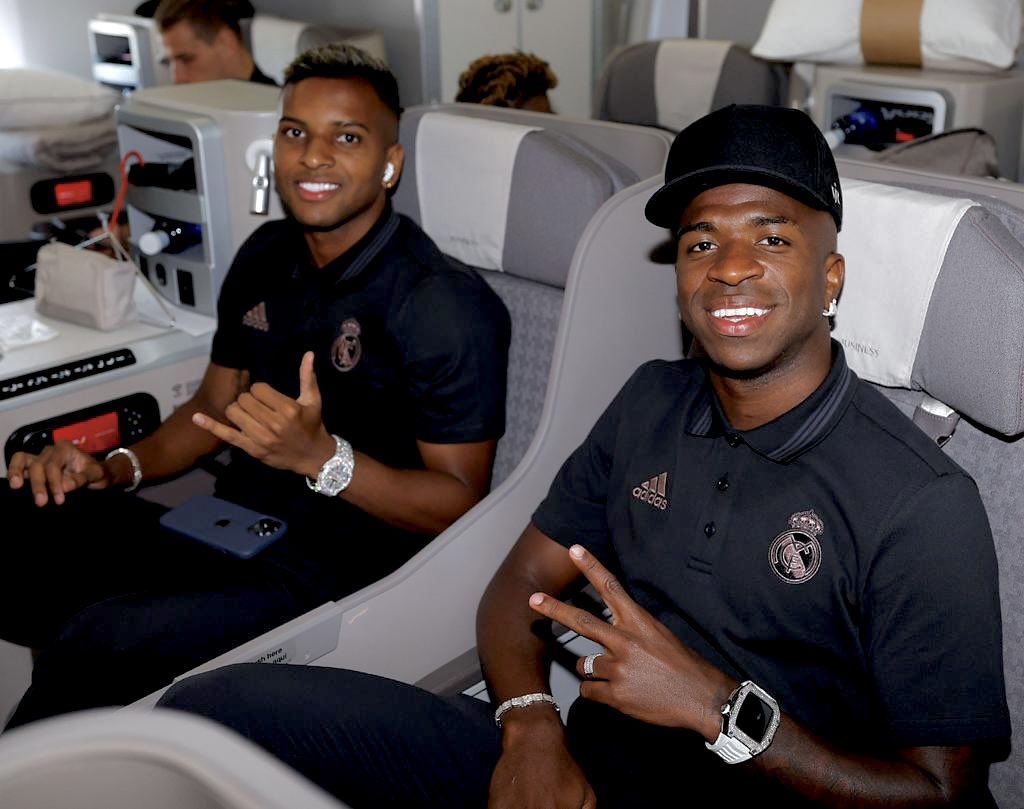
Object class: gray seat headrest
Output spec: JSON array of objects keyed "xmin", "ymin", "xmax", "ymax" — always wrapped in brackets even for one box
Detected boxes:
[
  {"xmin": 394, "ymin": 107, "xmax": 637, "ymax": 289},
  {"xmin": 915, "ymin": 204, "xmax": 1024, "ymax": 436},
  {"xmin": 595, "ymin": 39, "xmax": 788, "ymax": 132},
  {"xmin": 835, "ymin": 177, "xmax": 1024, "ymax": 437}
]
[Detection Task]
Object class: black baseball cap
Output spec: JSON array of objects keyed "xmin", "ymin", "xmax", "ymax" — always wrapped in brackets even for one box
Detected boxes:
[{"xmin": 644, "ymin": 104, "xmax": 843, "ymax": 232}]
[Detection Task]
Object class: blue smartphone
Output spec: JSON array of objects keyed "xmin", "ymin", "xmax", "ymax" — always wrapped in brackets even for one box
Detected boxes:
[{"xmin": 159, "ymin": 495, "xmax": 288, "ymax": 559}]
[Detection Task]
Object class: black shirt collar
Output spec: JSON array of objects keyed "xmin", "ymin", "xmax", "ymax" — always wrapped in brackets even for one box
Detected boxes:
[
  {"xmin": 685, "ymin": 341, "xmax": 857, "ymax": 463},
  {"xmin": 290, "ymin": 205, "xmax": 401, "ymax": 286}
]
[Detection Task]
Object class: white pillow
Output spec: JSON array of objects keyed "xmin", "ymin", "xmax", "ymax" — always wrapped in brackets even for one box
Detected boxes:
[
  {"xmin": 752, "ymin": 0, "xmax": 1021, "ymax": 72},
  {"xmin": 0, "ymin": 69, "xmax": 118, "ymax": 131}
]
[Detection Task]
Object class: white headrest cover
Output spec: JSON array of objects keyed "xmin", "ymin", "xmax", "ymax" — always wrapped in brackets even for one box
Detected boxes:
[
  {"xmin": 834, "ymin": 178, "xmax": 975, "ymax": 388},
  {"xmin": 415, "ymin": 112, "xmax": 539, "ymax": 271},
  {"xmin": 654, "ymin": 40, "xmax": 732, "ymax": 132}
]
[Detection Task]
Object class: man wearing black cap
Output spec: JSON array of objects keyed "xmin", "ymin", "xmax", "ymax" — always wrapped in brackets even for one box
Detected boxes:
[{"xmin": 158, "ymin": 105, "xmax": 1009, "ymax": 807}]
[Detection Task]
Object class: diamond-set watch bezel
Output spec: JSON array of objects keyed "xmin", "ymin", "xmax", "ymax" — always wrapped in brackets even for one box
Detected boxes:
[
  {"xmin": 705, "ymin": 680, "xmax": 780, "ymax": 763},
  {"xmin": 306, "ymin": 435, "xmax": 354, "ymax": 497}
]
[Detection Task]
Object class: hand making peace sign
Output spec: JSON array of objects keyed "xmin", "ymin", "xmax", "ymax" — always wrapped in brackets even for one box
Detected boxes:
[{"xmin": 528, "ymin": 544, "xmax": 737, "ymax": 743}]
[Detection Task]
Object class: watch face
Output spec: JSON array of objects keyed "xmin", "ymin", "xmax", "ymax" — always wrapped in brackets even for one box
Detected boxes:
[
  {"xmin": 735, "ymin": 694, "xmax": 771, "ymax": 743},
  {"xmin": 320, "ymin": 469, "xmax": 345, "ymax": 496},
  {"xmin": 312, "ymin": 436, "xmax": 354, "ymax": 497}
]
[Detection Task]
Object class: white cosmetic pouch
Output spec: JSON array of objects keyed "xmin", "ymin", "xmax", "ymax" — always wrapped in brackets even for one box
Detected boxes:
[{"xmin": 35, "ymin": 241, "xmax": 136, "ymax": 331}]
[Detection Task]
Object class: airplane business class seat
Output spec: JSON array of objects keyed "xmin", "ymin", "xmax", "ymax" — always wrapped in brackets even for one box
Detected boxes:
[
  {"xmin": 0, "ymin": 163, "xmax": 1020, "ymax": 808},
  {"xmin": 435, "ymin": 162, "xmax": 1024, "ymax": 809},
  {"xmin": 830, "ymin": 160, "xmax": 1024, "ymax": 808},
  {"xmin": 392, "ymin": 105, "xmax": 640, "ymax": 487},
  {"xmin": 594, "ymin": 38, "xmax": 789, "ymax": 132},
  {"xmin": 0, "ymin": 709, "xmax": 352, "ymax": 809},
  {"xmin": 441, "ymin": 160, "xmax": 1024, "ymax": 806},
  {"xmin": 390, "ymin": 104, "xmax": 678, "ymax": 487}
]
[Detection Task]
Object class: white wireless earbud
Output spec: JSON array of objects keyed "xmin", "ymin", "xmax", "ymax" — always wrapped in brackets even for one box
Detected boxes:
[{"xmin": 382, "ymin": 163, "xmax": 395, "ymax": 185}]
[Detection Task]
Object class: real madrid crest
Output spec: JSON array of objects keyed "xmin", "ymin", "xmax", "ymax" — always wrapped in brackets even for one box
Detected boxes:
[
  {"xmin": 768, "ymin": 509, "xmax": 824, "ymax": 585},
  {"xmin": 331, "ymin": 318, "xmax": 362, "ymax": 372}
]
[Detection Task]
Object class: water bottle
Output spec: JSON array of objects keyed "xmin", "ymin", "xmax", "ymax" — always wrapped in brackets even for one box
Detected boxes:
[
  {"xmin": 826, "ymin": 102, "xmax": 934, "ymax": 151},
  {"xmin": 824, "ymin": 107, "xmax": 881, "ymax": 150},
  {"xmin": 138, "ymin": 218, "xmax": 202, "ymax": 256}
]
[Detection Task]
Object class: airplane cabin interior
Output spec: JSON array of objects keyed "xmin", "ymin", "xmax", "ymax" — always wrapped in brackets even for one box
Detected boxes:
[{"xmin": 0, "ymin": 1, "xmax": 1021, "ymax": 807}]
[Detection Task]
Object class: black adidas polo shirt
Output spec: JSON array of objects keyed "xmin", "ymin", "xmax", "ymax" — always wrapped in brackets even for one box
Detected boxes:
[
  {"xmin": 533, "ymin": 344, "xmax": 1009, "ymax": 753},
  {"xmin": 207, "ymin": 207, "xmax": 510, "ymax": 592}
]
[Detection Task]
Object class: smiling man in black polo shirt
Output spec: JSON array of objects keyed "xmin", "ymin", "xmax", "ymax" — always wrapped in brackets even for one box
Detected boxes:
[
  {"xmin": 157, "ymin": 105, "xmax": 1008, "ymax": 807},
  {"xmin": 192, "ymin": 45, "xmax": 510, "ymax": 557},
  {"xmin": 483, "ymin": 105, "xmax": 1009, "ymax": 807},
  {"xmin": 1, "ymin": 44, "xmax": 509, "ymax": 728}
]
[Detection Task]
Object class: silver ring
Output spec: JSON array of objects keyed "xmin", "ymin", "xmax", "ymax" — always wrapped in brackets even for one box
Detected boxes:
[{"xmin": 582, "ymin": 652, "xmax": 603, "ymax": 679}]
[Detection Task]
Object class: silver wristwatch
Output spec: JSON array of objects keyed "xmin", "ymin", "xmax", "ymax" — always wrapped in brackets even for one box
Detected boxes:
[
  {"xmin": 705, "ymin": 680, "xmax": 781, "ymax": 764},
  {"xmin": 306, "ymin": 434, "xmax": 354, "ymax": 497}
]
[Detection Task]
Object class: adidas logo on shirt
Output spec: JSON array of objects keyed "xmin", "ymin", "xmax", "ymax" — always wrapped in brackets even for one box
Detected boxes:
[
  {"xmin": 632, "ymin": 472, "xmax": 668, "ymax": 510},
  {"xmin": 242, "ymin": 302, "xmax": 270, "ymax": 332}
]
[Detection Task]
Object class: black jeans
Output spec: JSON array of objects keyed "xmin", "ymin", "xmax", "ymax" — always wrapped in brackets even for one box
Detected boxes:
[
  {"xmin": 158, "ymin": 664, "xmax": 815, "ymax": 809},
  {"xmin": 0, "ymin": 485, "xmax": 328, "ymax": 728}
]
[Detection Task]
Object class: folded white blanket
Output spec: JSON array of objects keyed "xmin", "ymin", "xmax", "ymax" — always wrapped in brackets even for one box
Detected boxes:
[
  {"xmin": 0, "ymin": 115, "xmax": 117, "ymax": 172},
  {"xmin": 0, "ymin": 68, "xmax": 118, "ymax": 130}
]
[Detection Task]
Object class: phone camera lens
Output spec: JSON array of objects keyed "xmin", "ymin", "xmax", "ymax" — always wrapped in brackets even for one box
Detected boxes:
[{"xmin": 249, "ymin": 518, "xmax": 281, "ymax": 537}]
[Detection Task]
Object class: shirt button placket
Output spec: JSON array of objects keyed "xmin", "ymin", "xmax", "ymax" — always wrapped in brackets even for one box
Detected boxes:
[
  {"xmin": 704, "ymin": 475, "xmax": 729, "ymax": 539},
  {"xmin": 699, "ymin": 442, "xmax": 735, "ymax": 555},
  {"xmin": 709, "ymin": 438, "xmax": 738, "ymax": 543}
]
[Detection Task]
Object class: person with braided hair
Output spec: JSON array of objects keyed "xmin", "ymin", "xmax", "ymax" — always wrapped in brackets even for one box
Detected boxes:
[{"xmin": 456, "ymin": 52, "xmax": 558, "ymax": 112}]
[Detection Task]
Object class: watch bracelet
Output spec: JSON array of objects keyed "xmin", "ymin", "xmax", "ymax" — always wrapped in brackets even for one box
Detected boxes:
[
  {"xmin": 306, "ymin": 434, "xmax": 354, "ymax": 494},
  {"xmin": 105, "ymin": 446, "xmax": 142, "ymax": 492},
  {"xmin": 493, "ymin": 692, "xmax": 559, "ymax": 726}
]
